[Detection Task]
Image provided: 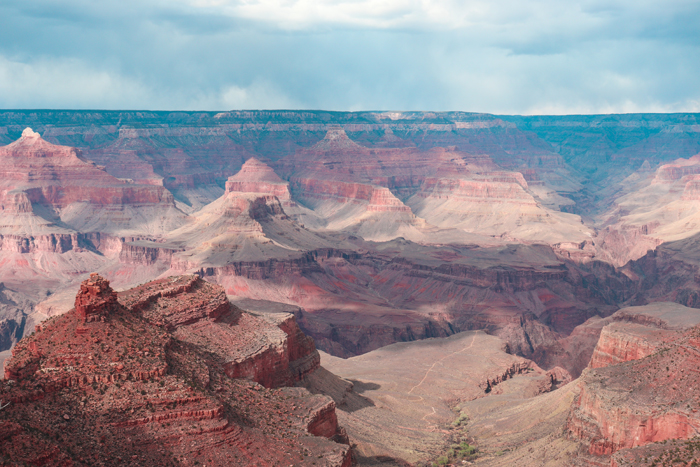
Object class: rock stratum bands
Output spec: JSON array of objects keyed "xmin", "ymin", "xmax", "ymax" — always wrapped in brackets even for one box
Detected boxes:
[
  {"xmin": 1, "ymin": 274, "xmax": 351, "ymax": 466},
  {"xmin": 2, "ymin": 111, "xmax": 700, "ymax": 465}
]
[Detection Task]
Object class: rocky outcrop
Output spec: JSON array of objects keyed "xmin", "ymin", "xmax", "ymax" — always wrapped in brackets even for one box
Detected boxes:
[
  {"xmin": 568, "ymin": 355, "xmax": 700, "ymax": 456},
  {"xmin": 225, "ymin": 157, "xmax": 292, "ymax": 203},
  {"xmin": 118, "ymin": 241, "xmax": 183, "ymax": 265},
  {"xmin": 118, "ymin": 275, "xmax": 231, "ymax": 327},
  {"xmin": 0, "ymin": 274, "xmax": 350, "ymax": 466},
  {"xmin": 0, "ymin": 128, "xmax": 175, "ymax": 209},
  {"xmin": 587, "ymin": 322, "xmax": 664, "ymax": 369},
  {"xmin": 119, "ymin": 275, "xmax": 321, "ymax": 387},
  {"xmin": 479, "ymin": 360, "xmax": 536, "ymax": 393},
  {"xmin": 566, "ymin": 304, "xmax": 700, "ymax": 460},
  {"xmin": 217, "ymin": 310, "xmax": 321, "ymax": 388},
  {"xmin": 74, "ymin": 273, "xmax": 119, "ymax": 322}
]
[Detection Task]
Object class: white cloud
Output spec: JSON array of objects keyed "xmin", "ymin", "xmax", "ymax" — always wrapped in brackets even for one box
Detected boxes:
[
  {"xmin": 0, "ymin": 55, "xmax": 151, "ymax": 109},
  {"xmin": 0, "ymin": 0, "xmax": 698, "ymax": 113},
  {"xmin": 0, "ymin": 55, "xmax": 298, "ymax": 111},
  {"xmin": 219, "ymin": 81, "xmax": 299, "ymax": 109}
]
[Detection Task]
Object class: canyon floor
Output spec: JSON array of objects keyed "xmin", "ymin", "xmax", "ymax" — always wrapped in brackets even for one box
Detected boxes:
[{"xmin": 3, "ymin": 110, "xmax": 700, "ymax": 465}]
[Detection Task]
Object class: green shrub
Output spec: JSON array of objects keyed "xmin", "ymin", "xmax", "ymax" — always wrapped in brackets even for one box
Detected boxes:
[{"xmin": 452, "ymin": 413, "xmax": 469, "ymax": 427}]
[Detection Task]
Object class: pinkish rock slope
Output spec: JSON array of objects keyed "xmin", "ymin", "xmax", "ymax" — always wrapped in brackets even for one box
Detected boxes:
[
  {"xmin": 278, "ymin": 128, "xmax": 592, "ymax": 245},
  {"xmin": 0, "ymin": 128, "xmax": 185, "ymax": 237},
  {"xmin": 225, "ymin": 157, "xmax": 292, "ymax": 203}
]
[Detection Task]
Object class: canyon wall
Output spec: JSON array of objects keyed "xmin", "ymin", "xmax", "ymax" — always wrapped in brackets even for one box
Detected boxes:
[{"xmin": 0, "ymin": 274, "xmax": 351, "ymax": 466}]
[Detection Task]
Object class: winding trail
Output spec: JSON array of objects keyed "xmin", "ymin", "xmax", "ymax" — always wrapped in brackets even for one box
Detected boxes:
[
  {"xmin": 403, "ymin": 333, "xmax": 478, "ymax": 430},
  {"xmin": 407, "ymin": 333, "xmax": 478, "ymax": 399}
]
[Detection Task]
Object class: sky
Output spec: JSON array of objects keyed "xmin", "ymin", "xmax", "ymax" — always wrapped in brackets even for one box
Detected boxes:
[{"xmin": 0, "ymin": 0, "xmax": 699, "ymax": 114}]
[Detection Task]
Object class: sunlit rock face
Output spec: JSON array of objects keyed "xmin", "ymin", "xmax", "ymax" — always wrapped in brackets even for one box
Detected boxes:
[
  {"xmin": 224, "ymin": 157, "xmax": 292, "ymax": 203},
  {"xmin": 1, "ymin": 274, "xmax": 350, "ymax": 467},
  {"xmin": 0, "ymin": 128, "xmax": 186, "ymax": 239},
  {"xmin": 564, "ymin": 302, "xmax": 700, "ymax": 458}
]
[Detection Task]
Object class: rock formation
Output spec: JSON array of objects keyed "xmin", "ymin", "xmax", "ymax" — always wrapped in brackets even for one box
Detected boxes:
[
  {"xmin": 74, "ymin": 272, "xmax": 119, "ymax": 322},
  {"xmin": 0, "ymin": 274, "xmax": 351, "ymax": 466},
  {"xmin": 567, "ymin": 326, "xmax": 700, "ymax": 459},
  {"xmin": 0, "ymin": 128, "xmax": 185, "ymax": 237},
  {"xmin": 225, "ymin": 157, "xmax": 292, "ymax": 203},
  {"xmin": 276, "ymin": 127, "xmax": 591, "ymax": 245},
  {"xmin": 563, "ymin": 302, "xmax": 700, "ymax": 462}
]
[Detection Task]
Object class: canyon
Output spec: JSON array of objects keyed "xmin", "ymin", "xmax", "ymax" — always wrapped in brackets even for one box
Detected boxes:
[{"xmin": 2, "ymin": 110, "xmax": 700, "ymax": 465}]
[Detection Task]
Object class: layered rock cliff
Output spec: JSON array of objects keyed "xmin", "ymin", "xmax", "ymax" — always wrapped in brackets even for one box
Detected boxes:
[
  {"xmin": 0, "ymin": 274, "xmax": 351, "ymax": 466},
  {"xmin": 0, "ymin": 128, "xmax": 185, "ymax": 237},
  {"xmin": 566, "ymin": 302, "xmax": 700, "ymax": 461},
  {"xmin": 225, "ymin": 157, "xmax": 293, "ymax": 203},
  {"xmin": 277, "ymin": 127, "xmax": 591, "ymax": 244}
]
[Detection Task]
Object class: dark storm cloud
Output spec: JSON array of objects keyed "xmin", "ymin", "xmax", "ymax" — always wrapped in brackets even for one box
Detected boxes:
[{"xmin": 0, "ymin": 0, "xmax": 698, "ymax": 113}]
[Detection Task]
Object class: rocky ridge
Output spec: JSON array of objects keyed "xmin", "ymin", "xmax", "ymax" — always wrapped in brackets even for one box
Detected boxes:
[
  {"xmin": 277, "ymin": 128, "xmax": 591, "ymax": 245},
  {"xmin": 565, "ymin": 302, "xmax": 700, "ymax": 463},
  {"xmin": 0, "ymin": 274, "xmax": 351, "ymax": 466},
  {"xmin": 0, "ymin": 128, "xmax": 184, "ymax": 237}
]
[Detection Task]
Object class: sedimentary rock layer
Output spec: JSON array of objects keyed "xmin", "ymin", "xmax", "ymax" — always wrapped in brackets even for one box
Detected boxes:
[{"xmin": 0, "ymin": 274, "xmax": 351, "ymax": 466}]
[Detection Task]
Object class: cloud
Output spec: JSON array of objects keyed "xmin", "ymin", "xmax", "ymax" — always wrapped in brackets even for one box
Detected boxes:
[
  {"xmin": 220, "ymin": 82, "xmax": 300, "ymax": 109},
  {"xmin": 0, "ymin": 0, "xmax": 698, "ymax": 113},
  {"xmin": 0, "ymin": 55, "xmax": 149, "ymax": 109}
]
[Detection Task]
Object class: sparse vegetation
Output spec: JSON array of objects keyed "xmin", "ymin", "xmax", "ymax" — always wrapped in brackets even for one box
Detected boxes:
[
  {"xmin": 452, "ymin": 413, "xmax": 469, "ymax": 427},
  {"xmin": 433, "ymin": 439, "xmax": 478, "ymax": 466}
]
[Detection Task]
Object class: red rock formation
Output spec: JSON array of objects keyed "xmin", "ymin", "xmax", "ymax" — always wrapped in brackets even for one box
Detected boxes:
[
  {"xmin": 567, "ymin": 307, "xmax": 700, "ymax": 459},
  {"xmin": 0, "ymin": 128, "xmax": 175, "ymax": 210},
  {"xmin": 0, "ymin": 274, "xmax": 351, "ymax": 466},
  {"xmin": 118, "ymin": 275, "xmax": 230, "ymax": 327},
  {"xmin": 587, "ymin": 322, "xmax": 666, "ymax": 369},
  {"xmin": 118, "ymin": 275, "xmax": 321, "ymax": 387},
  {"xmin": 568, "ymin": 349, "xmax": 700, "ymax": 456},
  {"xmin": 74, "ymin": 273, "xmax": 118, "ymax": 323},
  {"xmin": 225, "ymin": 157, "xmax": 292, "ymax": 203},
  {"xmin": 277, "ymin": 128, "xmax": 591, "ymax": 244}
]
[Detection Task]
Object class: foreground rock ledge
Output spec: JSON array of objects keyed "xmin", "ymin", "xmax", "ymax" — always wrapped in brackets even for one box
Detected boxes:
[{"xmin": 0, "ymin": 274, "xmax": 351, "ymax": 466}]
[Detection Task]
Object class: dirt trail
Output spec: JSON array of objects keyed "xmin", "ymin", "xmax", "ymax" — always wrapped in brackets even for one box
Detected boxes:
[{"xmin": 405, "ymin": 333, "xmax": 478, "ymax": 429}]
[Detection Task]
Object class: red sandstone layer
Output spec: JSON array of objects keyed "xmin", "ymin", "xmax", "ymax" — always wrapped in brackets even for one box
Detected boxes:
[
  {"xmin": 0, "ymin": 274, "xmax": 350, "ymax": 466},
  {"xmin": 567, "ymin": 304, "xmax": 700, "ymax": 459},
  {"xmin": 225, "ymin": 157, "xmax": 292, "ymax": 203},
  {"xmin": 0, "ymin": 128, "xmax": 175, "ymax": 209}
]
